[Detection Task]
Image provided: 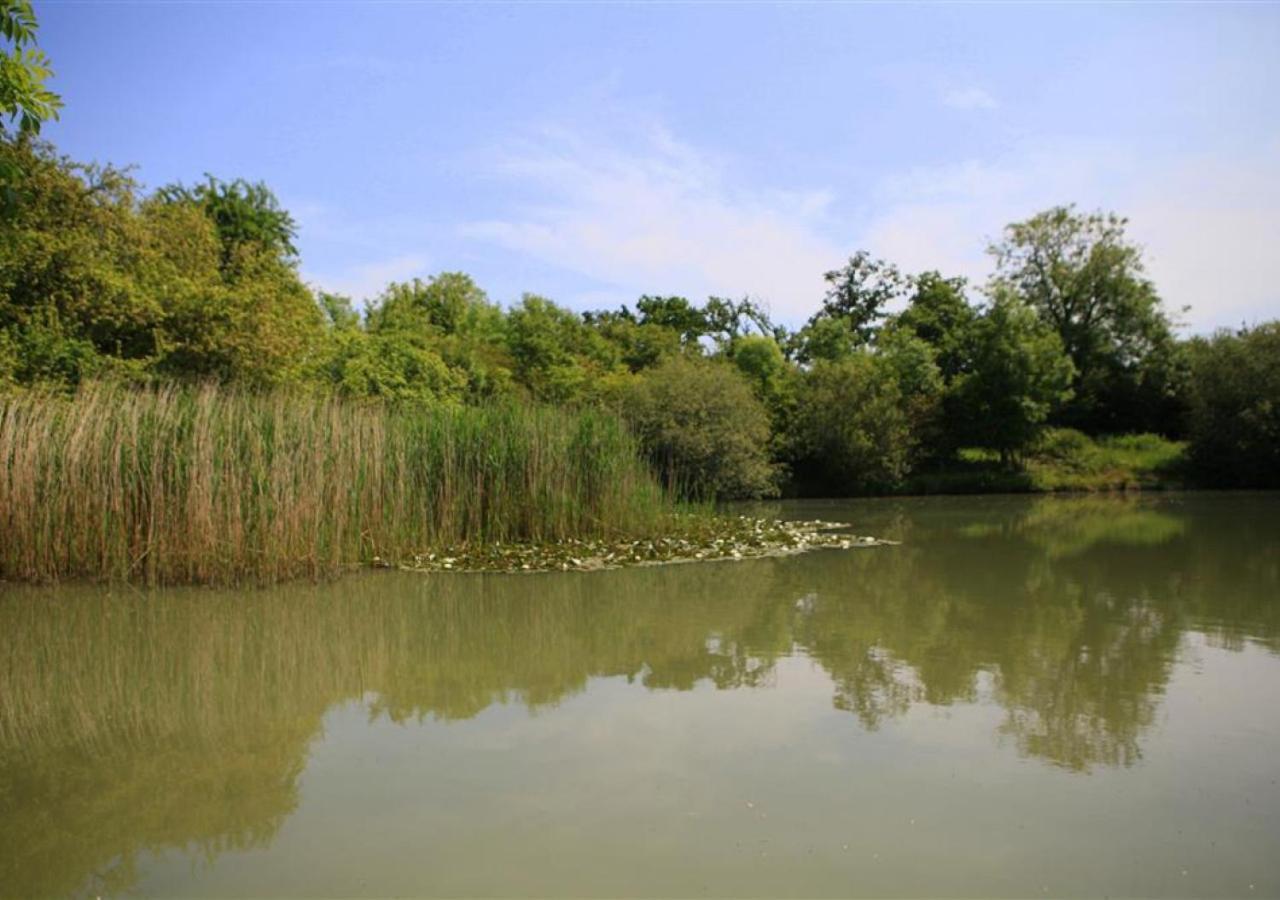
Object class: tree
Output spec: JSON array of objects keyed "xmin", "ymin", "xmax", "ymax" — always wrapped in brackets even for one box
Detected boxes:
[
  {"xmin": 792, "ymin": 314, "xmax": 857, "ymax": 365},
  {"xmin": 157, "ymin": 176, "xmax": 298, "ymax": 268},
  {"xmin": 0, "ymin": 0, "xmax": 60, "ymax": 136},
  {"xmin": 808, "ymin": 251, "xmax": 907, "ymax": 346},
  {"xmin": 951, "ymin": 294, "xmax": 1075, "ymax": 464},
  {"xmin": 1, "ymin": 0, "xmax": 62, "ymax": 212},
  {"xmin": 634, "ymin": 295, "xmax": 707, "ymax": 347},
  {"xmin": 789, "ymin": 354, "xmax": 914, "ymax": 495},
  {"xmin": 583, "ymin": 309, "xmax": 681, "ymax": 373},
  {"xmin": 701, "ymin": 295, "xmax": 784, "ymax": 352},
  {"xmin": 0, "ymin": 141, "xmax": 326, "ymax": 387},
  {"xmin": 989, "ymin": 205, "xmax": 1182, "ymax": 433},
  {"xmin": 1185, "ymin": 323, "xmax": 1280, "ymax": 487},
  {"xmin": 619, "ymin": 356, "xmax": 777, "ymax": 499},
  {"xmin": 318, "ymin": 292, "xmax": 359, "ymax": 331},
  {"xmin": 892, "ymin": 271, "xmax": 976, "ymax": 383},
  {"xmin": 366, "ymin": 273, "xmax": 496, "ymax": 336},
  {"xmin": 506, "ymin": 294, "xmax": 619, "ymax": 403},
  {"xmin": 317, "ymin": 327, "xmax": 466, "ymax": 402}
]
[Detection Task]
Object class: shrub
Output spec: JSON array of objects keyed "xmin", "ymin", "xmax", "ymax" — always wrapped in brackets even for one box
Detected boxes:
[
  {"xmin": 1186, "ymin": 323, "xmax": 1280, "ymax": 487},
  {"xmin": 619, "ymin": 356, "xmax": 777, "ymax": 499},
  {"xmin": 788, "ymin": 354, "xmax": 913, "ymax": 495}
]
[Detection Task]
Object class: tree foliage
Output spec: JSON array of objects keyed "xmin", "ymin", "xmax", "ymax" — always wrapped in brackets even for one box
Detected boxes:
[
  {"xmin": 0, "ymin": 0, "xmax": 60, "ymax": 137},
  {"xmin": 789, "ymin": 354, "xmax": 915, "ymax": 495},
  {"xmin": 619, "ymin": 356, "xmax": 777, "ymax": 500},
  {"xmin": 5, "ymin": 138, "xmax": 1276, "ymax": 495},
  {"xmin": 157, "ymin": 176, "xmax": 298, "ymax": 267},
  {"xmin": 989, "ymin": 205, "xmax": 1183, "ymax": 433},
  {"xmin": 1185, "ymin": 323, "xmax": 1280, "ymax": 488},
  {"xmin": 809, "ymin": 252, "xmax": 907, "ymax": 346},
  {"xmin": 950, "ymin": 294, "xmax": 1076, "ymax": 463}
]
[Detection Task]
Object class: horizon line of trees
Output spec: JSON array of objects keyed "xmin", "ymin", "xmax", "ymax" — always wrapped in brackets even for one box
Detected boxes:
[
  {"xmin": 3, "ymin": 0, "xmax": 1278, "ymax": 497},
  {"xmin": 1, "ymin": 136, "xmax": 1277, "ymax": 496}
]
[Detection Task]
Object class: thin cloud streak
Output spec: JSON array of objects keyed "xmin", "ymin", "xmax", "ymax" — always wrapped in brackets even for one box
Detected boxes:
[{"xmin": 460, "ymin": 125, "xmax": 842, "ymax": 320}]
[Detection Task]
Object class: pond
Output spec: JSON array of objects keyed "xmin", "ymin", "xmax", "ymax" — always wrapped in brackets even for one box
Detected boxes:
[{"xmin": 1, "ymin": 493, "xmax": 1278, "ymax": 898}]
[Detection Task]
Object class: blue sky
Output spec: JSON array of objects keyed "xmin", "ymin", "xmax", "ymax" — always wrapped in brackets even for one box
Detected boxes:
[{"xmin": 38, "ymin": 1, "xmax": 1280, "ymax": 331}]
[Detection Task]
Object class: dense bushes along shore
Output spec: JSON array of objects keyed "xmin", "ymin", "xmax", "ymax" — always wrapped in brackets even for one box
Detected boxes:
[{"xmin": 3, "ymin": 138, "xmax": 1279, "ymax": 508}]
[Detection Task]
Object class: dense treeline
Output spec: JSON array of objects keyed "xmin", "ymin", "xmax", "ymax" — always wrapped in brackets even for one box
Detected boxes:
[{"xmin": 2, "ymin": 137, "xmax": 1277, "ymax": 497}]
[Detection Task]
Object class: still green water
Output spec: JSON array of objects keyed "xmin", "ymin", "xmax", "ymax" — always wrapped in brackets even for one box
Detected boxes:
[{"xmin": 1, "ymin": 493, "xmax": 1278, "ymax": 898}]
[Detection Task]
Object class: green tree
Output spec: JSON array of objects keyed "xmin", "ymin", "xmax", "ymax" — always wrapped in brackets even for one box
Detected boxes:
[
  {"xmin": 0, "ymin": 0, "xmax": 60, "ymax": 136},
  {"xmin": 0, "ymin": 141, "xmax": 326, "ymax": 387},
  {"xmin": 318, "ymin": 291, "xmax": 360, "ymax": 331},
  {"xmin": 1, "ymin": 0, "xmax": 61, "ymax": 212},
  {"xmin": 951, "ymin": 294, "xmax": 1075, "ymax": 464},
  {"xmin": 634, "ymin": 295, "xmax": 707, "ymax": 347},
  {"xmin": 892, "ymin": 271, "xmax": 976, "ymax": 383},
  {"xmin": 366, "ymin": 272, "xmax": 497, "ymax": 336},
  {"xmin": 506, "ymin": 294, "xmax": 619, "ymax": 403},
  {"xmin": 318, "ymin": 327, "xmax": 465, "ymax": 402},
  {"xmin": 703, "ymin": 296, "xmax": 784, "ymax": 352},
  {"xmin": 789, "ymin": 354, "xmax": 915, "ymax": 495},
  {"xmin": 619, "ymin": 356, "xmax": 777, "ymax": 499},
  {"xmin": 808, "ymin": 251, "xmax": 906, "ymax": 346},
  {"xmin": 792, "ymin": 314, "xmax": 858, "ymax": 365},
  {"xmin": 584, "ymin": 308, "xmax": 681, "ymax": 373},
  {"xmin": 1185, "ymin": 323, "xmax": 1280, "ymax": 487},
  {"xmin": 989, "ymin": 206, "xmax": 1182, "ymax": 433},
  {"xmin": 157, "ymin": 176, "xmax": 298, "ymax": 267}
]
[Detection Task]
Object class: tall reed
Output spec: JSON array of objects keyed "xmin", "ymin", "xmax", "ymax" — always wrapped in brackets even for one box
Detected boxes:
[{"xmin": 0, "ymin": 383, "xmax": 671, "ymax": 584}]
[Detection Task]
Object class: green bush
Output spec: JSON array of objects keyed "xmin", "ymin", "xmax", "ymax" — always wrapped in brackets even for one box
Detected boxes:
[
  {"xmin": 788, "ymin": 354, "xmax": 913, "ymax": 495},
  {"xmin": 618, "ymin": 356, "xmax": 777, "ymax": 500},
  {"xmin": 1186, "ymin": 323, "xmax": 1280, "ymax": 487}
]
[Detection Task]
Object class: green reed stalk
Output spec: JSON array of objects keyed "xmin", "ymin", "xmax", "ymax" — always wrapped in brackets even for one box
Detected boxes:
[{"xmin": 0, "ymin": 383, "xmax": 673, "ymax": 585}]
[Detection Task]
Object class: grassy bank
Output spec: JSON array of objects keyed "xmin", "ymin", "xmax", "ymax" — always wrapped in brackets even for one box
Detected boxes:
[
  {"xmin": 906, "ymin": 429, "xmax": 1187, "ymax": 495},
  {"xmin": 0, "ymin": 383, "xmax": 672, "ymax": 585}
]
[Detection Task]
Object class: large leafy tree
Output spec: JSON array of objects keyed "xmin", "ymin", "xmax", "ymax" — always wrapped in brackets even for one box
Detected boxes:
[
  {"xmin": 951, "ymin": 293, "xmax": 1075, "ymax": 464},
  {"xmin": 0, "ymin": 141, "xmax": 325, "ymax": 387},
  {"xmin": 892, "ymin": 271, "xmax": 976, "ymax": 383},
  {"xmin": 989, "ymin": 205, "xmax": 1183, "ymax": 433},
  {"xmin": 808, "ymin": 251, "xmax": 907, "ymax": 346},
  {"xmin": 634, "ymin": 295, "xmax": 707, "ymax": 347}
]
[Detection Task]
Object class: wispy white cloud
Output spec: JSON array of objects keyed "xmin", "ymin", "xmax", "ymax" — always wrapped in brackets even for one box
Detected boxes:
[
  {"xmin": 302, "ymin": 253, "xmax": 429, "ymax": 306},
  {"xmin": 459, "ymin": 123, "xmax": 842, "ymax": 320},
  {"xmin": 856, "ymin": 138, "xmax": 1280, "ymax": 330},
  {"xmin": 942, "ymin": 87, "xmax": 999, "ymax": 111},
  {"xmin": 309, "ymin": 112, "xmax": 1276, "ymax": 333}
]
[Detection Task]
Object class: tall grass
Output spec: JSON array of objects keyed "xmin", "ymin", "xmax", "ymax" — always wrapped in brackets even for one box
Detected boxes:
[{"xmin": 0, "ymin": 382, "xmax": 672, "ymax": 584}]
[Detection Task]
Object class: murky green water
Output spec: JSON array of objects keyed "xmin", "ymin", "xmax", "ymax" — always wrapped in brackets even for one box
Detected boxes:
[{"xmin": 2, "ymin": 493, "xmax": 1278, "ymax": 898}]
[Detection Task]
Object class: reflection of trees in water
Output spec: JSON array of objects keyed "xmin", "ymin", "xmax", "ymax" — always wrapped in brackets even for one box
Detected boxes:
[
  {"xmin": 0, "ymin": 567, "xmax": 796, "ymax": 898},
  {"xmin": 0, "ymin": 493, "xmax": 1276, "ymax": 896}
]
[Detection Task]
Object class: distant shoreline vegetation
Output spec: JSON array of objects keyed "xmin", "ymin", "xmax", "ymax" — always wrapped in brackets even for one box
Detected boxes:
[{"xmin": 2, "ymin": 138, "xmax": 1279, "ymax": 584}]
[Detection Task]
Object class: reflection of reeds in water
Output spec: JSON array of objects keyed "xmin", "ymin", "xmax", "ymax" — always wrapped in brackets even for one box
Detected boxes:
[
  {"xmin": 0, "ymin": 565, "xmax": 790, "ymax": 763},
  {"xmin": 0, "ymin": 564, "xmax": 794, "ymax": 899},
  {"xmin": 0, "ymin": 383, "xmax": 670, "ymax": 585},
  {"xmin": 1, "ymin": 494, "xmax": 1275, "ymax": 897}
]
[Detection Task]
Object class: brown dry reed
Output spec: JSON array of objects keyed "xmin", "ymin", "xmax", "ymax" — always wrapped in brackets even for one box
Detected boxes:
[{"xmin": 0, "ymin": 382, "xmax": 672, "ymax": 585}]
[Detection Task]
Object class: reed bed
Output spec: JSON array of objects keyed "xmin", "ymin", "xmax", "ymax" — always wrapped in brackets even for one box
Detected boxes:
[{"xmin": 0, "ymin": 383, "xmax": 672, "ymax": 584}]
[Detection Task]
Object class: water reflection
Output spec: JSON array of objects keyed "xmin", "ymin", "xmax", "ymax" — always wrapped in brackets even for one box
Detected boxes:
[{"xmin": 1, "ymin": 493, "xmax": 1277, "ymax": 898}]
